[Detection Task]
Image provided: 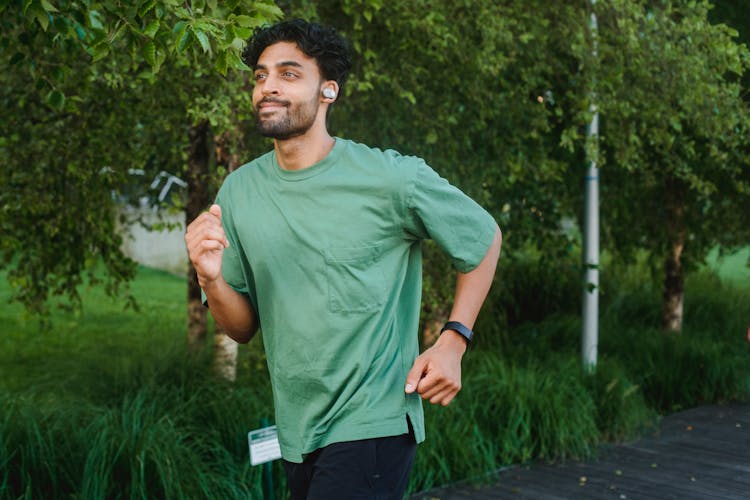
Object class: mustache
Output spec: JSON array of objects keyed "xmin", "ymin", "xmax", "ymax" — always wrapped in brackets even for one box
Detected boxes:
[{"xmin": 257, "ymin": 97, "xmax": 290, "ymax": 108}]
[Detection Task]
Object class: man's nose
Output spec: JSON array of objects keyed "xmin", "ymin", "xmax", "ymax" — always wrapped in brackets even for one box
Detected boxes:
[{"xmin": 261, "ymin": 75, "xmax": 280, "ymax": 95}]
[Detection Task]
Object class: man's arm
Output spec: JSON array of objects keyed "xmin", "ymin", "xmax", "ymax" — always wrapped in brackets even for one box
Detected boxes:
[
  {"xmin": 405, "ymin": 225, "xmax": 502, "ymax": 405},
  {"xmin": 202, "ymin": 277, "xmax": 259, "ymax": 344},
  {"xmin": 185, "ymin": 204, "xmax": 259, "ymax": 344}
]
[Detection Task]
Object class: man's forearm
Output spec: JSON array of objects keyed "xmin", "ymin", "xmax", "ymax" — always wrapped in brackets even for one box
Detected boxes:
[
  {"xmin": 405, "ymin": 225, "xmax": 502, "ymax": 404},
  {"xmin": 439, "ymin": 225, "xmax": 502, "ymax": 347},
  {"xmin": 203, "ymin": 277, "xmax": 259, "ymax": 344}
]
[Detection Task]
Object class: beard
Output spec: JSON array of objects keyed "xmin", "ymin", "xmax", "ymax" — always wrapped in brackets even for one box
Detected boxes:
[{"xmin": 255, "ymin": 94, "xmax": 319, "ymax": 140}]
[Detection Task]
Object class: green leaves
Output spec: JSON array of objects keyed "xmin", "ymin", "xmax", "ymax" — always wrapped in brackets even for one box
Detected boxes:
[
  {"xmin": 142, "ymin": 40, "xmax": 156, "ymax": 66},
  {"xmin": 138, "ymin": 0, "xmax": 157, "ymax": 17},
  {"xmin": 45, "ymin": 89, "xmax": 65, "ymax": 111},
  {"xmin": 89, "ymin": 44, "xmax": 109, "ymax": 62},
  {"xmin": 3, "ymin": 0, "xmax": 281, "ymax": 316},
  {"xmin": 15, "ymin": 1, "xmax": 281, "ymax": 79},
  {"xmin": 193, "ymin": 28, "xmax": 210, "ymax": 53},
  {"xmin": 232, "ymin": 15, "xmax": 257, "ymax": 28},
  {"xmin": 592, "ymin": 0, "xmax": 750, "ymax": 288},
  {"xmin": 23, "ymin": 0, "xmax": 51, "ymax": 31},
  {"xmin": 172, "ymin": 20, "xmax": 189, "ymax": 52},
  {"xmin": 249, "ymin": 2, "xmax": 284, "ymax": 20},
  {"xmin": 8, "ymin": 0, "xmax": 748, "ymax": 321},
  {"xmin": 142, "ymin": 20, "xmax": 160, "ymax": 38}
]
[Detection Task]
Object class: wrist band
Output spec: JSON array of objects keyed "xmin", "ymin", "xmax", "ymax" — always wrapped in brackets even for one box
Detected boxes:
[{"xmin": 440, "ymin": 321, "xmax": 474, "ymax": 346}]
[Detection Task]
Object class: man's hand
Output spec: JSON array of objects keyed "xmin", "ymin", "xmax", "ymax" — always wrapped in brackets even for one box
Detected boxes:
[
  {"xmin": 406, "ymin": 225, "xmax": 501, "ymax": 406},
  {"xmin": 404, "ymin": 331, "xmax": 467, "ymax": 406},
  {"xmin": 184, "ymin": 203, "xmax": 258, "ymax": 343},
  {"xmin": 185, "ymin": 204, "xmax": 229, "ymax": 287}
]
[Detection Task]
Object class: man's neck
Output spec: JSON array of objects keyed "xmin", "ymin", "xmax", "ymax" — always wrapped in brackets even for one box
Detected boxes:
[{"xmin": 274, "ymin": 128, "xmax": 336, "ymax": 171}]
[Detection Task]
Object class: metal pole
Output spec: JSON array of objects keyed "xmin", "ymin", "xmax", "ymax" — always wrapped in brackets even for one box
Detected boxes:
[{"xmin": 582, "ymin": 0, "xmax": 599, "ymax": 372}]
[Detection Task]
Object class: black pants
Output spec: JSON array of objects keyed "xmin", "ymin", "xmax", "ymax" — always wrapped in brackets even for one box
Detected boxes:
[{"xmin": 282, "ymin": 425, "xmax": 417, "ymax": 500}]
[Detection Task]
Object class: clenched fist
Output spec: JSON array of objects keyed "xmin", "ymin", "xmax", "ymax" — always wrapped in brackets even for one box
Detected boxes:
[
  {"xmin": 404, "ymin": 331, "xmax": 467, "ymax": 406},
  {"xmin": 185, "ymin": 204, "xmax": 229, "ymax": 288}
]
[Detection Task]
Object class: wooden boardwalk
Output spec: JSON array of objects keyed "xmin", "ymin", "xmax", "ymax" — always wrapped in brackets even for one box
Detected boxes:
[{"xmin": 412, "ymin": 403, "xmax": 750, "ymax": 499}]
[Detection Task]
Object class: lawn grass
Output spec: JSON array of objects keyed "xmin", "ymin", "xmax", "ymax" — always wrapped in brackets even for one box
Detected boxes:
[
  {"xmin": 1, "ymin": 249, "xmax": 749, "ymax": 498},
  {"xmin": 0, "ymin": 266, "xmax": 186, "ymax": 400},
  {"xmin": 704, "ymin": 246, "xmax": 750, "ymax": 286}
]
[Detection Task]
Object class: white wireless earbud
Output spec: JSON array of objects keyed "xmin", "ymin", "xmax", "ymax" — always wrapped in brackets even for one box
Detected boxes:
[{"xmin": 323, "ymin": 88, "xmax": 336, "ymax": 99}]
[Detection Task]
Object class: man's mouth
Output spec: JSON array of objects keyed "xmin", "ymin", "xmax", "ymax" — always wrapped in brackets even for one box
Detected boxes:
[{"xmin": 257, "ymin": 99, "xmax": 289, "ymax": 113}]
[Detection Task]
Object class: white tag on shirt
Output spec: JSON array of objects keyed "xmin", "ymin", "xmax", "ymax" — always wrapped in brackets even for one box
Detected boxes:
[{"xmin": 248, "ymin": 425, "xmax": 281, "ymax": 466}]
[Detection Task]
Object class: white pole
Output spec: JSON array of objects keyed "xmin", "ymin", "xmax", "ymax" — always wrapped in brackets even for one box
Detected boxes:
[{"xmin": 582, "ymin": 0, "xmax": 599, "ymax": 372}]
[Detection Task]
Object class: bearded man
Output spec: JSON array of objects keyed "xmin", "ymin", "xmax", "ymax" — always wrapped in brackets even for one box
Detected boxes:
[{"xmin": 185, "ymin": 19, "xmax": 502, "ymax": 500}]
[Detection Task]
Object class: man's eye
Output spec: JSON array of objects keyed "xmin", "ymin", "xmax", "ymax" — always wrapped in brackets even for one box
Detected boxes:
[
  {"xmin": 282, "ymin": 72, "xmax": 298, "ymax": 78},
  {"xmin": 254, "ymin": 73, "xmax": 267, "ymax": 80}
]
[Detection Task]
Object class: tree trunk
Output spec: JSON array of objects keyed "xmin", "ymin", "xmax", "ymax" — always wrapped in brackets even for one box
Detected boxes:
[
  {"xmin": 661, "ymin": 176, "xmax": 687, "ymax": 333},
  {"xmin": 662, "ymin": 235, "xmax": 685, "ymax": 332},
  {"xmin": 213, "ymin": 331, "xmax": 239, "ymax": 382},
  {"xmin": 186, "ymin": 119, "xmax": 213, "ymax": 349},
  {"xmin": 208, "ymin": 128, "xmax": 244, "ymax": 380}
]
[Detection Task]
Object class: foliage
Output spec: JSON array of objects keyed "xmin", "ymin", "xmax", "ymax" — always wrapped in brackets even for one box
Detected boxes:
[
  {"xmin": 0, "ymin": 369, "xmax": 278, "ymax": 499},
  {"xmin": 7, "ymin": 0, "xmax": 281, "ymax": 80},
  {"xmin": 710, "ymin": 0, "xmax": 750, "ymax": 89},
  {"xmin": 0, "ymin": 0, "xmax": 281, "ymax": 316},
  {"xmin": 2, "ymin": 260, "xmax": 748, "ymax": 496},
  {"xmin": 4, "ymin": 0, "xmax": 749, "ymax": 326},
  {"xmin": 592, "ymin": 0, "xmax": 750, "ymax": 272},
  {"xmin": 601, "ymin": 270, "xmax": 750, "ymax": 411},
  {"xmin": 0, "ymin": 266, "xmax": 281, "ymax": 499},
  {"xmin": 0, "ymin": 59, "xmax": 141, "ymax": 315},
  {"xmin": 414, "ymin": 353, "xmax": 600, "ymax": 490},
  {"xmin": 494, "ymin": 242, "xmax": 582, "ymax": 327}
]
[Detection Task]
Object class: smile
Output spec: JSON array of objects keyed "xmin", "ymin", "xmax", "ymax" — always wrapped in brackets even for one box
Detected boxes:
[{"xmin": 257, "ymin": 99, "xmax": 290, "ymax": 112}]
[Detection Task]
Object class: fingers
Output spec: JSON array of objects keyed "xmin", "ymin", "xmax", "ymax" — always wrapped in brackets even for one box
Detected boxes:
[
  {"xmin": 185, "ymin": 224, "xmax": 228, "ymax": 250},
  {"xmin": 209, "ymin": 203, "xmax": 222, "ymax": 219},
  {"xmin": 194, "ymin": 238, "xmax": 227, "ymax": 253},
  {"xmin": 417, "ymin": 371, "xmax": 461, "ymax": 405},
  {"xmin": 184, "ymin": 206, "xmax": 230, "ymax": 285},
  {"xmin": 426, "ymin": 387, "xmax": 458, "ymax": 406},
  {"xmin": 405, "ymin": 348, "xmax": 462, "ymax": 406},
  {"xmin": 185, "ymin": 206, "xmax": 229, "ymax": 249},
  {"xmin": 405, "ymin": 356, "xmax": 427, "ymax": 394}
]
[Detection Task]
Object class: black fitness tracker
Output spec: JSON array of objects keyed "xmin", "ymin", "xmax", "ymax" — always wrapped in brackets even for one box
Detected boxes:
[{"xmin": 440, "ymin": 320, "xmax": 474, "ymax": 347}]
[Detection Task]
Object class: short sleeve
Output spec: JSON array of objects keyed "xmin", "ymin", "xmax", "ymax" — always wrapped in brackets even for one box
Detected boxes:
[
  {"xmin": 403, "ymin": 160, "xmax": 497, "ymax": 273},
  {"xmin": 220, "ymin": 226, "xmax": 251, "ymax": 296}
]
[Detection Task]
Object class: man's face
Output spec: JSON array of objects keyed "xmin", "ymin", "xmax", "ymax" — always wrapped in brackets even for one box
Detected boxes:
[{"xmin": 252, "ymin": 42, "xmax": 325, "ymax": 140}]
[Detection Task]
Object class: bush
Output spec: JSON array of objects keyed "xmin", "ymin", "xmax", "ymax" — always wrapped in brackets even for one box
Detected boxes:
[
  {"xmin": 599, "ymin": 269, "xmax": 750, "ymax": 412},
  {"xmin": 408, "ymin": 352, "xmax": 654, "ymax": 492},
  {"xmin": 0, "ymin": 393, "xmax": 91, "ymax": 498},
  {"xmin": 582, "ymin": 359, "xmax": 656, "ymax": 441},
  {"xmin": 0, "ymin": 353, "xmax": 279, "ymax": 500},
  {"xmin": 2, "ymin": 258, "xmax": 749, "ymax": 497},
  {"xmin": 601, "ymin": 326, "xmax": 750, "ymax": 412}
]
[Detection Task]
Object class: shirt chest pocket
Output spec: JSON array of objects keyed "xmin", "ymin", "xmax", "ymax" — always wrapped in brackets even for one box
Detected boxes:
[{"xmin": 323, "ymin": 245, "xmax": 386, "ymax": 313}]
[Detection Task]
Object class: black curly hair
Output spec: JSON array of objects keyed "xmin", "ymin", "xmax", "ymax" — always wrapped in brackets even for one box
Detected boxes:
[{"xmin": 242, "ymin": 19, "xmax": 353, "ymax": 96}]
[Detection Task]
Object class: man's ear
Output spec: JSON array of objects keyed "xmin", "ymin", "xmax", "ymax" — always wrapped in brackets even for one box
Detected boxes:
[{"xmin": 321, "ymin": 80, "xmax": 340, "ymax": 101}]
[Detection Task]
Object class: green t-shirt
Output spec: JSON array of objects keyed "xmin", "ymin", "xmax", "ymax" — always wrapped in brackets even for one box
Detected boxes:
[{"xmin": 214, "ymin": 138, "xmax": 496, "ymax": 463}]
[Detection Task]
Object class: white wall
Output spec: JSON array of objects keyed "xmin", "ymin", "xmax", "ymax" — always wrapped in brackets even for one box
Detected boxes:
[{"xmin": 118, "ymin": 206, "xmax": 188, "ymax": 275}]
